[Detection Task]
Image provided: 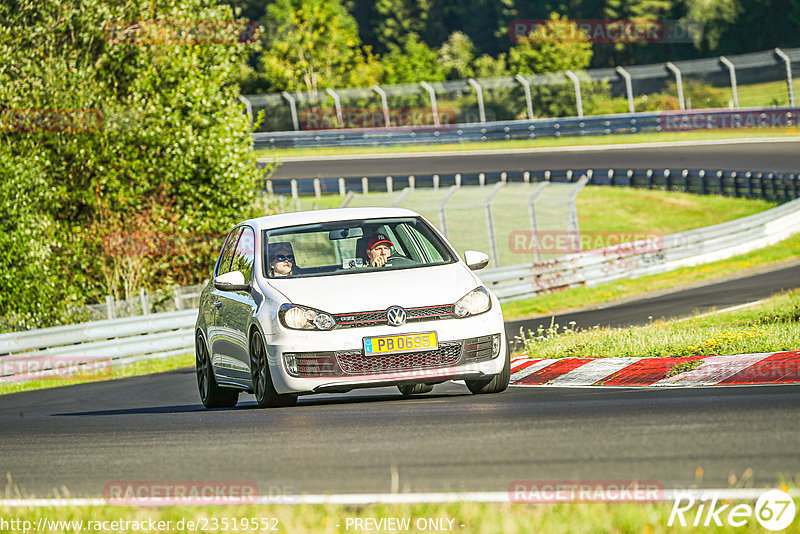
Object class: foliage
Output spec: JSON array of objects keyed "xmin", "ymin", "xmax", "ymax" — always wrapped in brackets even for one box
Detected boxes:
[
  {"xmin": 260, "ymin": 0, "xmax": 382, "ymax": 92},
  {"xmin": 508, "ymin": 13, "xmax": 593, "ymax": 75},
  {"xmin": 438, "ymin": 31, "xmax": 475, "ymax": 80},
  {"xmin": 380, "ymin": 33, "xmax": 444, "ymax": 84},
  {"xmin": 0, "ymin": 0, "xmax": 265, "ymax": 328}
]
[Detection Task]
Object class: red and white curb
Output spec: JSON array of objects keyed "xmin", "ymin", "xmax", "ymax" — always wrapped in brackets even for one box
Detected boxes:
[{"xmin": 510, "ymin": 350, "xmax": 800, "ymax": 387}]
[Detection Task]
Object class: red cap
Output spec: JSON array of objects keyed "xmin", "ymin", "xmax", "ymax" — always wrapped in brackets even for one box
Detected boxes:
[{"xmin": 367, "ymin": 233, "xmax": 393, "ymax": 249}]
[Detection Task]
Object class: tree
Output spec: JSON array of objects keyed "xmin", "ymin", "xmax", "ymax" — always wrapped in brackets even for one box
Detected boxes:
[
  {"xmin": 373, "ymin": 0, "xmax": 430, "ymax": 52},
  {"xmin": 508, "ymin": 13, "xmax": 594, "ymax": 74},
  {"xmin": 438, "ymin": 31, "xmax": 476, "ymax": 80},
  {"xmin": 0, "ymin": 0, "xmax": 265, "ymax": 328},
  {"xmin": 380, "ymin": 33, "xmax": 444, "ymax": 84},
  {"xmin": 260, "ymin": 0, "xmax": 381, "ymax": 92}
]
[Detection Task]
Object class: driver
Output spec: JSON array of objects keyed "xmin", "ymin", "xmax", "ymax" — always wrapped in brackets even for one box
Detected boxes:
[{"xmin": 365, "ymin": 233, "xmax": 393, "ymax": 267}]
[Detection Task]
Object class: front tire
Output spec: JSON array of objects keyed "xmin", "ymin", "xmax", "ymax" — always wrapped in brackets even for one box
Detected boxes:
[
  {"xmin": 465, "ymin": 347, "xmax": 510, "ymax": 395},
  {"xmin": 196, "ymin": 333, "xmax": 239, "ymax": 409},
  {"xmin": 250, "ymin": 330, "xmax": 297, "ymax": 408}
]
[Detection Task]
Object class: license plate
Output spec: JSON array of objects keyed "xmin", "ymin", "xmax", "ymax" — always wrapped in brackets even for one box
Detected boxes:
[{"xmin": 363, "ymin": 332, "xmax": 438, "ymax": 356}]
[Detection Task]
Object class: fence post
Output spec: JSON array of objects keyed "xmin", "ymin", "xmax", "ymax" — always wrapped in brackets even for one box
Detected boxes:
[
  {"xmin": 523, "ymin": 171, "xmax": 530, "ymax": 183},
  {"xmin": 515, "ymin": 74, "xmax": 534, "ymax": 120},
  {"xmin": 409, "ymin": 175, "xmax": 415, "ymax": 190},
  {"xmin": 479, "ymin": 173, "xmax": 485, "ymax": 187},
  {"xmin": 140, "ymin": 289, "xmax": 151, "ymax": 315},
  {"xmin": 313, "ymin": 178, "xmax": 322, "ymax": 198},
  {"xmin": 567, "ymin": 176, "xmax": 590, "ymax": 253},
  {"xmin": 325, "ymin": 88, "xmax": 344, "ymax": 128},
  {"xmin": 565, "ymin": 70, "xmax": 584, "ymax": 118},
  {"xmin": 719, "ymin": 56, "xmax": 739, "ymax": 108},
  {"xmin": 338, "ymin": 177, "xmax": 346, "ymax": 196},
  {"xmin": 105, "ymin": 295, "xmax": 115, "ymax": 320},
  {"xmin": 665, "ymin": 62, "xmax": 686, "ymax": 110},
  {"xmin": 238, "ymin": 95, "xmax": 254, "ymax": 128},
  {"xmin": 419, "ymin": 81, "xmax": 440, "ymax": 127},
  {"xmin": 361, "ymin": 177, "xmax": 369, "ymax": 195},
  {"xmin": 484, "ymin": 182, "xmax": 505, "ymax": 267},
  {"xmin": 615, "ymin": 66, "xmax": 635, "ymax": 113},
  {"xmin": 467, "ymin": 78, "xmax": 486, "ymax": 123},
  {"xmin": 386, "ymin": 176, "xmax": 393, "ymax": 193},
  {"xmin": 775, "ymin": 48, "xmax": 795, "ymax": 107},
  {"xmin": 173, "ymin": 286, "xmax": 183, "ymax": 311},
  {"xmin": 501, "ymin": 171, "xmax": 508, "ymax": 183},
  {"xmin": 527, "ymin": 182, "xmax": 549, "ymax": 262},
  {"xmin": 438, "ymin": 186, "xmax": 459, "ymax": 238},
  {"xmin": 281, "ymin": 91, "xmax": 299, "ymax": 131},
  {"xmin": 290, "ymin": 179, "xmax": 299, "ymax": 200},
  {"xmin": 455, "ymin": 173, "xmax": 462, "ymax": 187},
  {"xmin": 371, "ymin": 85, "xmax": 391, "ymax": 127},
  {"xmin": 433, "ymin": 174, "xmax": 440, "ymax": 190}
]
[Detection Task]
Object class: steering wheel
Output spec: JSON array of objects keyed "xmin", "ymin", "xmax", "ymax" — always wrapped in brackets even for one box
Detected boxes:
[{"xmin": 384, "ymin": 255, "xmax": 415, "ymax": 267}]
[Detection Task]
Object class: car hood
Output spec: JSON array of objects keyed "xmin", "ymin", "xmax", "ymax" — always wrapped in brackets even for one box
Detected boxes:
[{"xmin": 264, "ymin": 263, "xmax": 480, "ymax": 313}]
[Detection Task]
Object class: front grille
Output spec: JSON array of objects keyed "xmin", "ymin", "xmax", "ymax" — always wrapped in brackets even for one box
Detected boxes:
[
  {"xmin": 333, "ymin": 305, "xmax": 455, "ymax": 329},
  {"xmin": 336, "ymin": 341, "xmax": 463, "ymax": 375}
]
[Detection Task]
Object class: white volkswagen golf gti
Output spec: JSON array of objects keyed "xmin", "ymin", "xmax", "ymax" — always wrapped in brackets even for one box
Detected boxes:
[{"xmin": 195, "ymin": 207, "xmax": 509, "ymax": 408}]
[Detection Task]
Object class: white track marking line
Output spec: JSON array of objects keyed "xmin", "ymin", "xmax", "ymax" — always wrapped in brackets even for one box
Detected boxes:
[{"xmin": 1, "ymin": 488, "xmax": 797, "ymax": 507}]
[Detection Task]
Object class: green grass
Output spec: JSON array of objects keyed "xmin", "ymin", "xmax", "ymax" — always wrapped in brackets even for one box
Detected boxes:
[
  {"xmin": 256, "ymin": 127, "xmax": 800, "ymax": 159},
  {"xmin": 501, "ymin": 232, "xmax": 800, "ymax": 321},
  {"xmin": 2, "ymin": 497, "xmax": 799, "ymax": 533},
  {"xmin": 0, "ymin": 353, "xmax": 193, "ymax": 396},
  {"xmin": 514, "ymin": 289, "xmax": 800, "ymax": 359}
]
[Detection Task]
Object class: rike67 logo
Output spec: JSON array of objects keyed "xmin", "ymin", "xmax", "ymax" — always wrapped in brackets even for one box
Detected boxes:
[{"xmin": 669, "ymin": 489, "xmax": 796, "ymax": 530}]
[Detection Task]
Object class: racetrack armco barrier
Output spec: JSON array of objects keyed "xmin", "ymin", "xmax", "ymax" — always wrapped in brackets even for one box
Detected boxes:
[{"xmin": 1, "ymin": 193, "xmax": 798, "ymax": 376}]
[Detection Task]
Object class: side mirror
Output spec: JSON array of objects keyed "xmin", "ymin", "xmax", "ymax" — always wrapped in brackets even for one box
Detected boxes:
[
  {"xmin": 214, "ymin": 270, "xmax": 250, "ymax": 291},
  {"xmin": 463, "ymin": 250, "xmax": 490, "ymax": 271}
]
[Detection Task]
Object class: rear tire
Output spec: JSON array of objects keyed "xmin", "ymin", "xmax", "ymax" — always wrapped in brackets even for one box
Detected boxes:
[
  {"xmin": 250, "ymin": 330, "xmax": 297, "ymax": 408},
  {"xmin": 465, "ymin": 347, "xmax": 510, "ymax": 395},
  {"xmin": 398, "ymin": 383, "xmax": 434, "ymax": 396},
  {"xmin": 196, "ymin": 333, "xmax": 239, "ymax": 409}
]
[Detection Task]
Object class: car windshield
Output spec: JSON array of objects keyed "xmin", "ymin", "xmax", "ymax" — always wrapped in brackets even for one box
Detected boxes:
[{"xmin": 263, "ymin": 217, "xmax": 455, "ymax": 278}]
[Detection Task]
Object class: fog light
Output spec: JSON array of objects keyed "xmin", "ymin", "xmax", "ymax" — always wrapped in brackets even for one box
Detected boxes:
[
  {"xmin": 283, "ymin": 353, "xmax": 298, "ymax": 376},
  {"xmin": 492, "ymin": 334, "xmax": 501, "ymax": 357}
]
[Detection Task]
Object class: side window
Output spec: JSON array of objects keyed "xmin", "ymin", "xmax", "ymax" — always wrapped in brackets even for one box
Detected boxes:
[
  {"xmin": 217, "ymin": 227, "xmax": 243, "ymax": 276},
  {"xmin": 231, "ymin": 227, "xmax": 256, "ymax": 282}
]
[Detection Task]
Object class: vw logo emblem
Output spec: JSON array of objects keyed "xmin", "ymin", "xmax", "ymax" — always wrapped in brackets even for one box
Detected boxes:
[{"xmin": 386, "ymin": 306, "xmax": 407, "ymax": 326}]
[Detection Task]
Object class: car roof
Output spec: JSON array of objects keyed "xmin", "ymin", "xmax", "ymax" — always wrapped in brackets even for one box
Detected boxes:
[{"xmin": 242, "ymin": 207, "xmax": 422, "ymax": 231}]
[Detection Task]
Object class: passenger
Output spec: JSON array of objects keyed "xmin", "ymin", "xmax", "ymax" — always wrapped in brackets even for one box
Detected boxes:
[
  {"xmin": 268, "ymin": 242, "xmax": 295, "ymax": 277},
  {"xmin": 365, "ymin": 233, "xmax": 393, "ymax": 267}
]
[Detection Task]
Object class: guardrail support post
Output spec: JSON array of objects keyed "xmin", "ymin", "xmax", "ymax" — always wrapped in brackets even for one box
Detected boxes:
[
  {"xmin": 479, "ymin": 173, "xmax": 485, "ymax": 187},
  {"xmin": 699, "ymin": 170, "xmax": 707, "ymax": 194},
  {"xmin": 313, "ymin": 178, "xmax": 322, "ymax": 198},
  {"xmin": 775, "ymin": 48, "xmax": 795, "ymax": 107},
  {"xmin": 409, "ymin": 175, "xmax": 415, "ymax": 190},
  {"xmin": 325, "ymin": 88, "xmax": 344, "ymax": 128},
  {"xmin": 371, "ymin": 85, "xmax": 391, "ymax": 127},
  {"xmin": 281, "ymin": 91, "xmax": 300, "ymax": 131},
  {"xmin": 523, "ymin": 171, "xmax": 530, "ymax": 183},
  {"xmin": 238, "ymin": 95, "xmax": 254, "ymax": 128},
  {"xmin": 433, "ymin": 174, "xmax": 440, "ymax": 190},
  {"xmin": 386, "ymin": 176, "xmax": 393, "ymax": 193},
  {"xmin": 719, "ymin": 56, "xmax": 739, "ymax": 108},
  {"xmin": 565, "ymin": 70, "xmax": 584, "ymax": 118},
  {"xmin": 455, "ymin": 173, "xmax": 462, "ymax": 187},
  {"xmin": 361, "ymin": 177, "xmax": 369, "ymax": 195},
  {"xmin": 290, "ymin": 179, "xmax": 299, "ymax": 199},
  {"xmin": 514, "ymin": 74, "xmax": 534, "ymax": 120},
  {"xmin": 338, "ymin": 177, "xmax": 346, "ymax": 196},
  {"xmin": 467, "ymin": 78, "xmax": 486, "ymax": 123},
  {"xmin": 615, "ymin": 66, "xmax": 635, "ymax": 113},
  {"xmin": 665, "ymin": 62, "xmax": 686, "ymax": 110},
  {"xmin": 419, "ymin": 82, "xmax": 440, "ymax": 127}
]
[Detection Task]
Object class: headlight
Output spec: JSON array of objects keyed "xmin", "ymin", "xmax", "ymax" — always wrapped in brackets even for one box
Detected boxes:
[
  {"xmin": 279, "ymin": 304, "xmax": 337, "ymax": 330},
  {"xmin": 454, "ymin": 287, "xmax": 492, "ymax": 318}
]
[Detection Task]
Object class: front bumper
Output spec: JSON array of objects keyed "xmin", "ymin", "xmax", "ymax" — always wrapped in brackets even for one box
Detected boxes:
[{"xmin": 264, "ymin": 311, "xmax": 506, "ymax": 394}]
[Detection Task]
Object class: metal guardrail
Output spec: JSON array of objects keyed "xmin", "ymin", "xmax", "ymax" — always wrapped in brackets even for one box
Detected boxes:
[
  {"xmin": 254, "ymin": 107, "xmax": 800, "ymax": 150},
  {"xmin": 266, "ymin": 167, "xmax": 800, "ymax": 203},
  {"xmin": 481, "ymin": 196, "xmax": 800, "ymax": 301},
  {"xmin": 2, "ymin": 182, "xmax": 798, "ymax": 379}
]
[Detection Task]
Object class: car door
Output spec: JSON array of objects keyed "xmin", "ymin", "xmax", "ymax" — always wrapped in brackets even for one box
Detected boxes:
[{"xmin": 210, "ymin": 226, "xmax": 257, "ymax": 384}]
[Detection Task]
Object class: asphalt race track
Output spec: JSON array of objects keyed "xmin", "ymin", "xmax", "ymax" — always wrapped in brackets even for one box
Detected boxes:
[
  {"xmin": 269, "ymin": 139, "xmax": 800, "ymax": 180},
  {"xmin": 1, "ymin": 263, "xmax": 799, "ymax": 498},
  {"xmin": 2, "ymin": 140, "xmax": 799, "ymax": 499}
]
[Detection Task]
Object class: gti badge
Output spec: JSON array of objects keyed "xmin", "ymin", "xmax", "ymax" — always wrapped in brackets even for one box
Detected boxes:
[{"xmin": 386, "ymin": 306, "xmax": 407, "ymax": 326}]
